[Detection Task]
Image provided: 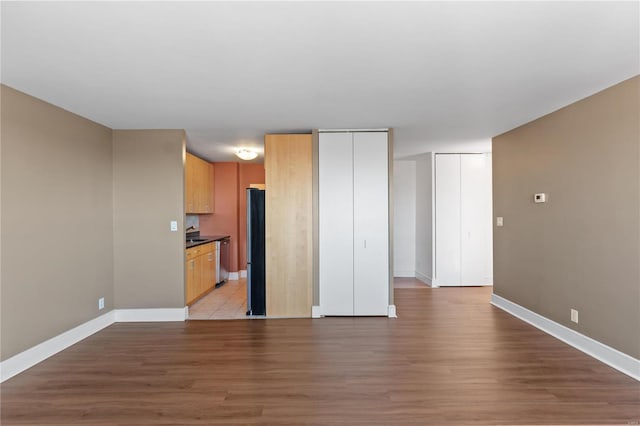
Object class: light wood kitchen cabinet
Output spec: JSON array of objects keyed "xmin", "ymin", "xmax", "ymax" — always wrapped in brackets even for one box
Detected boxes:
[
  {"xmin": 186, "ymin": 242, "xmax": 217, "ymax": 305},
  {"xmin": 185, "ymin": 152, "xmax": 214, "ymax": 214},
  {"xmin": 185, "ymin": 153, "xmax": 196, "ymax": 213},
  {"xmin": 186, "ymin": 255, "xmax": 203, "ymax": 305}
]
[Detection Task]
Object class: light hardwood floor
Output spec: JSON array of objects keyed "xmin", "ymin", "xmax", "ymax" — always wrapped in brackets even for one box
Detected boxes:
[
  {"xmin": 188, "ymin": 279, "xmax": 248, "ymax": 320},
  {"xmin": 2, "ymin": 282, "xmax": 639, "ymax": 425}
]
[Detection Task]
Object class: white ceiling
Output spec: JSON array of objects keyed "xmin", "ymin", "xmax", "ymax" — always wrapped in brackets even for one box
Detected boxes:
[{"xmin": 2, "ymin": 2, "xmax": 638, "ymax": 161}]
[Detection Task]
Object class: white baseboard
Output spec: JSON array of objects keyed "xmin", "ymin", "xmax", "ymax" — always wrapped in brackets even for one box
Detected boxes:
[
  {"xmin": 0, "ymin": 310, "xmax": 116, "ymax": 382},
  {"xmin": 311, "ymin": 305, "xmax": 394, "ymax": 318},
  {"xmin": 240, "ymin": 270, "xmax": 247, "ymax": 278},
  {"xmin": 491, "ymin": 294, "xmax": 640, "ymax": 381},
  {"xmin": 393, "ymin": 270, "xmax": 415, "ymax": 278},
  {"xmin": 1, "ymin": 307, "xmax": 189, "ymax": 383},
  {"xmin": 228, "ymin": 272, "xmax": 239, "ymax": 281},
  {"xmin": 115, "ymin": 307, "xmax": 188, "ymax": 322},
  {"xmin": 415, "ymin": 271, "xmax": 435, "ymax": 287},
  {"xmin": 311, "ymin": 305, "xmax": 322, "ymax": 318},
  {"xmin": 388, "ymin": 305, "xmax": 397, "ymax": 318}
]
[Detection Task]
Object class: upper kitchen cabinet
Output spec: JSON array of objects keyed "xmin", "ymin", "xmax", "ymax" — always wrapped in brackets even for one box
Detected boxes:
[{"xmin": 185, "ymin": 152, "xmax": 214, "ymax": 214}]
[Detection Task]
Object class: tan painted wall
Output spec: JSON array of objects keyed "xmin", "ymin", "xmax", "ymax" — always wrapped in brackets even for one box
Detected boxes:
[
  {"xmin": 112, "ymin": 130, "xmax": 185, "ymax": 309},
  {"xmin": 493, "ymin": 76, "xmax": 640, "ymax": 358},
  {"xmin": 1, "ymin": 85, "xmax": 114, "ymax": 361}
]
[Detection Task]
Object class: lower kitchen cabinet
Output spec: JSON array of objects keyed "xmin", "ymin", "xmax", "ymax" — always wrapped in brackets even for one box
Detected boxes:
[{"xmin": 186, "ymin": 243, "xmax": 217, "ymax": 305}]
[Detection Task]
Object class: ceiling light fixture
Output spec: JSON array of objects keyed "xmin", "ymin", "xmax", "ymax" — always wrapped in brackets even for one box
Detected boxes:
[{"xmin": 235, "ymin": 148, "xmax": 258, "ymax": 161}]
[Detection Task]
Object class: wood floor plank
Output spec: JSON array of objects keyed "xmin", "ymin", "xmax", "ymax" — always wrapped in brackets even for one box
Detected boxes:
[{"xmin": 1, "ymin": 284, "xmax": 638, "ymax": 425}]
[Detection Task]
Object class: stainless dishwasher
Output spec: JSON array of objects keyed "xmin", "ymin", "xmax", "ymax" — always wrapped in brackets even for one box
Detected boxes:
[{"xmin": 216, "ymin": 237, "xmax": 230, "ymax": 286}]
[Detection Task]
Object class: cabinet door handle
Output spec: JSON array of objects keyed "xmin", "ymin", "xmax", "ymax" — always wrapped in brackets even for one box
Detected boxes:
[{"xmin": 364, "ymin": 239, "xmax": 367, "ymax": 248}]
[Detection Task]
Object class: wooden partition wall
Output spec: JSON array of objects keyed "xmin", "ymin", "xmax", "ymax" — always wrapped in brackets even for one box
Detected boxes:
[{"xmin": 264, "ymin": 134, "xmax": 313, "ymax": 317}]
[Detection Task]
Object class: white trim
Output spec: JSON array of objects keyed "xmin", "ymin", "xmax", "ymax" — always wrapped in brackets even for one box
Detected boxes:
[
  {"xmin": 0, "ymin": 311, "xmax": 116, "ymax": 382},
  {"xmin": 388, "ymin": 305, "xmax": 397, "ymax": 318},
  {"xmin": 393, "ymin": 270, "xmax": 415, "ymax": 278},
  {"xmin": 491, "ymin": 294, "xmax": 640, "ymax": 381},
  {"xmin": 228, "ymin": 272, "xmax": 239, "ymax": 281},
  {"xmin": 311, "ymin": 305, "xmax": 322, "ymax": 318},
  {"xmin": 430, "ymin": 152, "xmax": 436, "ymax": 287},
  {"xmin": 0, "ymin": 307, "xmax": 190, "ymax": 383},
  {"xmin": 240, "ymin": 270, "xmax": 247, "ymax": 278},
  {"xmin": 115, "ymin": 307, "xmax": 188, "ymax": 322},
  {"xmin": 318, "ymin": 128, "xmax": 389, "ymax": 133},
  {"xmin": 435, "ymin": 281, "xmax": 493, "ymax": 287},
  {"xmin": 415, "ymin": 271, "xmax": 436, "ymax": 287}
]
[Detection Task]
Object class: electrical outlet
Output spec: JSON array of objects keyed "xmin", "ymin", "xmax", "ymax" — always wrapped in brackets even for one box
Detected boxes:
[
  {"xmin": 170, "ymin": 221, "xmax": 178, "ymax": 232},
  {"xmin": 98, "ymin": 297, "xmax": 105, "ymax": 310},
  {"xmin": 571, "ymin": 308, "xmax": 578, "ymax": 323},
  {"xmin": 496, "ymin": 217, "xmax": 504, "ymax": 227}
]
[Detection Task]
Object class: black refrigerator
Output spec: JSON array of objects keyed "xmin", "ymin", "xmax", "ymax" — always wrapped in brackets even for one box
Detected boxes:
[{"xmin": 246, "ymin": 188, "xmax": 266, "ymax": 316}]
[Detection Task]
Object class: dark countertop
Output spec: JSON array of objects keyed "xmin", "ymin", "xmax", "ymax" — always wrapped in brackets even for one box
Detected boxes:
[{"xmin": 186, "ymin": 235, "xmax": 230, "ymax": 249}]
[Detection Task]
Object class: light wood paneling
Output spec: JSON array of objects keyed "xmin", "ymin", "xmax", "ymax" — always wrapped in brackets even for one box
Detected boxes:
[{"xmin": 265, "ymin": 134, "xmax": 313, "ymax": 317}]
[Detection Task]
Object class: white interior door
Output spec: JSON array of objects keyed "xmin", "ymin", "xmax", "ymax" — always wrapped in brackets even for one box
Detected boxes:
[
  {"xmin": 353, "ymin": 132, "xmax": 389, "ymax": 315},
  {"xmin": 319, "ymin": 132, "xmax": 354, "ymax": 315},
  {"xmin": 435, "ymin": 154, "xmax": 461, "ymax": 286},
  {"xmin": 460, "ymin": 154, "xmax": 493, "ymax": 285}
]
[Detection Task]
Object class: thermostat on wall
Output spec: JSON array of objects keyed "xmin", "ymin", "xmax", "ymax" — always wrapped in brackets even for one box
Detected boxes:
[{"xmin": 534, "ymin": 193, "xmax": 547, "ymax": 203}]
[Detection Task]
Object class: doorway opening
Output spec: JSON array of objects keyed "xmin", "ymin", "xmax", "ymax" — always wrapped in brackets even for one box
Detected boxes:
[{"xmin": 188, "ymin": 278, "xmax": 248, "ymax": 320}]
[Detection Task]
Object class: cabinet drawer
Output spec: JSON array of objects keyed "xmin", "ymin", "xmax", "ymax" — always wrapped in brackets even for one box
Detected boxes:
[
  {"xmin": 186, "ymin": 245, "xmax": 204, "ymax": 260},
  {"xmin": 186, "ymin": 242, "xmax": 216, "ymax": 260},
  {"xmin": 201, "ymin": 242, "xmax": 216, "ymax": 253}
]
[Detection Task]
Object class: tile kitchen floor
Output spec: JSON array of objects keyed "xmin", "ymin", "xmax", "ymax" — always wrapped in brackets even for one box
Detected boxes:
[{"xmin": 188, "ymin": 278, "xmax": 248, "ymax": 320}]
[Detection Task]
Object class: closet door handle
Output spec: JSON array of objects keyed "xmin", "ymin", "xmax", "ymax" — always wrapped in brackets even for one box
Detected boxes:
[{"xmin": 364, "ymin": 239, "xmax": 367, "ymax": 248}]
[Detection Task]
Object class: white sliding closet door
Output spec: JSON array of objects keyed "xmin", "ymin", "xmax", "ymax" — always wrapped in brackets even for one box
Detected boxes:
[
  {"xmin": 319, "ymin": 132, "xmax": 354, "ymax": 315},
  {"xmin": 435, "ymin": 154, "xmax": 462, "ymax": 286},
  {"xmin": 460, "ymin": 154, "xmax": 493, "ymax": 285},
  {"xmin": 353, "ymin": 132, "xmax": 389, "ymax": 315}
]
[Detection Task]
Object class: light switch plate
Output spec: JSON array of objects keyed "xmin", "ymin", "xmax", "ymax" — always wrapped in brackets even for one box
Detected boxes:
[
  {"xmin": 170, "ymin": 221, "xmax": 178, "ymax": 232},
  {"xmin": 534, "ymin": 193, "xmax": 547, "ymax": 203},
  {"xmin": 496, "ymin": 217, "xmax": 504, "ymax": 227}
]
